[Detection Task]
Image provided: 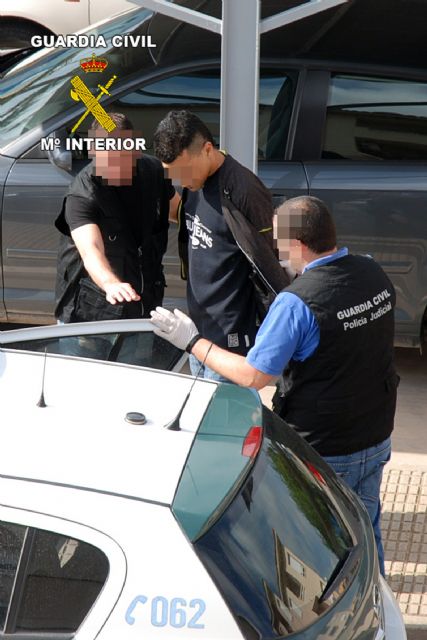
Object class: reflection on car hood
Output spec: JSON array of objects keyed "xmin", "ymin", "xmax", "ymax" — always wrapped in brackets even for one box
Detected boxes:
[{"xmin": 0, "ymin": 349, "xmax": 217, "ymax": 504}]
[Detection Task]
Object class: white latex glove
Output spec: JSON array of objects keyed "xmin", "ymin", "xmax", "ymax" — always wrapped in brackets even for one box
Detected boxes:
[{"xmin": 150, "ymin": 307, "xmax": 200, "ymax": 351}]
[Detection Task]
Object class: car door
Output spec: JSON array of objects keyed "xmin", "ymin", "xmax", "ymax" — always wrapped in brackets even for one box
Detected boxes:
[
  {"xmin": 296, "ymin": 68, "xmax": 427, "ymax": 348},
  {"xmin": 0, "ymin": 156, "xmax": 14, "ymax": 323},
  {"xmin": 0, "ymin": 318, "xmax": 187, "ymax": 371},
  {"xmin": 1, "ymin": 147, "xmax": 73, "ymax": 323}
]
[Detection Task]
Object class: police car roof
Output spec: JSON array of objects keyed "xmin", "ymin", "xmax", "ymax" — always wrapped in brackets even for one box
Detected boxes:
[{"xmin": 0, "ymin": 349, "xmax": 217, "ymax": 505}]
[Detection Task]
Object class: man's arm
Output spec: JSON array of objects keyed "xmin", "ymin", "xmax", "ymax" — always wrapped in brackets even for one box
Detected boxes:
[
  {"xmin": 191, "ymin": 338, "xmax": 274, "ymax": 389},
  {"xmin": 71, "ymin": 224, "xmax": 140, "ymax": 304},
  {"xmin": 168, "ymin": 191, "xmax": 181, "ymax": 223},
  {"xmin": 149, "ymin": 307, "xmax": 274, "ymax": 389},
  {"xmin": 150, "ymin": 296, "xmax": 319, "ymax": 388}
]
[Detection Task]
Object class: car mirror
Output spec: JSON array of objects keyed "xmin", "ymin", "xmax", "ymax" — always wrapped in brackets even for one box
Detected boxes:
[{"xmin": 47, "ymin": 130, "xmax": 72, "ymax": 172}]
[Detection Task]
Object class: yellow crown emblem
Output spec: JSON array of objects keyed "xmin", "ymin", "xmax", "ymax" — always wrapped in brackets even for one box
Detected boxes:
[{"xmin": 80, "ymin": 53, "xmax": 108, "ymax": 73}]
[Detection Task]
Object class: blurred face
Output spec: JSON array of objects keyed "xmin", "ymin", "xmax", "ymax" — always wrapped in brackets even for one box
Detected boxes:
[
  {"xmin": 163, "ymin": 142, "xmax": 213, "ymax": 191},
  {"xmin": 89, "ymin": 127, "xmax": 141, "ymax": 186},
  {"xmin": 273, "ymin": 209, "xmax": 305, "ymax": 272}
]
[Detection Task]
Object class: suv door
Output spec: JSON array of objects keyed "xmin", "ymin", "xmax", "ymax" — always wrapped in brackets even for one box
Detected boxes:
[{"xmin": 297, "ymin": 69, "xmax": 427, "ymax": 348}]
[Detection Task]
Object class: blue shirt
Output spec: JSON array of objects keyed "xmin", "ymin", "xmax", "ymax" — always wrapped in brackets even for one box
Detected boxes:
[{"xmin": 246, "ymin": 247, "xmax": 349, "ymax": 376}]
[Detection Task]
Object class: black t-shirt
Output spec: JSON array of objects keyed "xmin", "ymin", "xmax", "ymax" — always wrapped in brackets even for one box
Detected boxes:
[
  {"xmin": 185, "ymin": 166, "xmax": 257, "ymax": 354},
  {"xmin": 65, "ymin": 173, "xmax": 175, "ymax": 246}
]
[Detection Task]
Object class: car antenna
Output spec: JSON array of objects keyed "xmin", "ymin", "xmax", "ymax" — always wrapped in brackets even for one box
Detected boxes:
[
  {"xmin": 165, "ymin": 343, "xmax": 213, "ymax": 431},
  {"xmin": 36, "ymin": 348, "xmax": 48, "ymax": 408}
]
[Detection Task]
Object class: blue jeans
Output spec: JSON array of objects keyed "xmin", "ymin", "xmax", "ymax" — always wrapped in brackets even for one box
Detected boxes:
[
  {"xmin": 189, "ymin": 354, "xmax": 231, "ymax": 382},
  {"xmin": 322, "ymin": 437, "xmax": 391, "ymax": 578}
]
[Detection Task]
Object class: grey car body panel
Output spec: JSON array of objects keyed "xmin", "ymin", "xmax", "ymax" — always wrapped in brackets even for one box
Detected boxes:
[
  {"xmin": 305, "ymin": 161, "xmax": 427, "ymax": 348},
  {"xmin": 258, "ymin": 160, "xmax": 309, "ymax": 207},
  {"xmin": 2, "ymin": 158, "xmax": 71, "ymax": 322},
  {"xmin": 0, "ymin": 154, "xmax": 15, "ymax": 321}
]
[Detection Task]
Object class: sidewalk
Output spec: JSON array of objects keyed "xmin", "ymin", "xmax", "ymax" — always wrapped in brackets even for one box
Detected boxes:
[
  {"xmin": 381, "ymin": 347, "xmax": 427, "ymax": 629},
  {"xmin": 381, "ymin": 457, "xmax": 427, "ymax": 625}
]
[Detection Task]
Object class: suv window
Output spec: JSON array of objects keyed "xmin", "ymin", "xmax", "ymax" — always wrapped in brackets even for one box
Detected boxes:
[
  {"xmin": 0, "ymin": 521, "xmax": 108, "ymax": 635},
  {"xmin": 322, "ymin": 74, "xmax": 427, "ymax": 160},
  {"xmin": 111, "ymin": 69, "xmax": 298, "ymax": 160}
]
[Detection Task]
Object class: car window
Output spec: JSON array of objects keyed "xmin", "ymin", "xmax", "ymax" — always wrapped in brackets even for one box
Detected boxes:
[
  {"xmin": 2, "ymin": 331, "xmax": 184, "ymax": 371},
  {"xmin": 110, "ymin": 69, "xmax": 298, "ymax": 160},
  {"xmin": 0, "ymin": 521, "xmax": 108, "ymax": 635},
  {"xmin": 0, "ymin": 523, "xmax": 26, "ymax": 629},
  {"xmin": 322, "ymin": 74, "xmax": 427, "ymax": 160}
]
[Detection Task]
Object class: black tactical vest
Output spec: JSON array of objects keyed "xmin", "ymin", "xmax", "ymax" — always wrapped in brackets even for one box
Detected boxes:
[
  {"xmin": 55, "ymin": 156, "xmax": 169, "ymax": 322},
  {"xmin": 273, "ymin": 254, "xmax": 398, "ymax": 456}
]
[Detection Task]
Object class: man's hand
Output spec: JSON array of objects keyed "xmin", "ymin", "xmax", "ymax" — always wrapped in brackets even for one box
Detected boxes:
[
  {"xmin": 71, "ymin": 224, "xmax": 141, "ymax": 305},
  {"xmin": 104, "ymin": 282, "xmax": 141, "ymax": 305},
  {"xmin": 150, "ymin": 307, "xmax": 199, "ymax": 351}
]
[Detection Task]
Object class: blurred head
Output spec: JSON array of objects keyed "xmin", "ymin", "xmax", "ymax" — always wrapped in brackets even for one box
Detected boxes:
[
  {"xmin": 153, "ymin": 110, "xmax": 216, "ymax": 190},
  {"xmin": 274, "ymin": 196, "xmax": 337, "ymax": 271},
  {"xmin": 89, "ymin": 113, "xmax": 141, "ymax": 186}
]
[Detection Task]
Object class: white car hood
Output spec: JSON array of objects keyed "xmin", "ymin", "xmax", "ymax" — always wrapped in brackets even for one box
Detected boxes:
[{"xmin": 0, "ymin": 349, "xmax": 217, "ymax": 505}]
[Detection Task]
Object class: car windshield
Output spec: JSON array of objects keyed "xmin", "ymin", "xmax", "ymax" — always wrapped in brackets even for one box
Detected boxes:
[{"xmin": 0, "ymin": 7, "xmax": 155, "ymax": 150}]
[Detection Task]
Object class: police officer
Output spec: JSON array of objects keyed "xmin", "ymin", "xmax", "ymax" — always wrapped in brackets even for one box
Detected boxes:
[
  {"xmin": 150, "ymin": 196, "xmax": 399, "ymax": 577},
  {"xmin": 55, "ymin": 113, "xmax": 180, "ymax": 322}
]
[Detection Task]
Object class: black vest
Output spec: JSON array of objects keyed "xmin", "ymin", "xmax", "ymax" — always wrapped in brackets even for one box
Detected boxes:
[
  {"xmin": 274, "ymin": 254, "xmax": 398, "ymax": 456},
  {"xmin": 55, "ymin": 156, "xmax": 169, "ymax": 322}
]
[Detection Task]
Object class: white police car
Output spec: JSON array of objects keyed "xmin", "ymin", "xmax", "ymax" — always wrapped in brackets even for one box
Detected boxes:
[{"xmin": 0, "ymin": 320, "xmax": 406, "ymax": 639}]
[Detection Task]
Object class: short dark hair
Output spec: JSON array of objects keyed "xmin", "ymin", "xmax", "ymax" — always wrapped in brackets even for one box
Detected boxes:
[
  {"xmin": 280, "ymin": 196, "xmax": 337, "ymax": 253},
  {"xmin": 153, "ymin": 110, "xmax": 214, "ymax": 163},
  {"xmin": 91, "ymin": 112, "xmax": 134, "ymax": 131}
]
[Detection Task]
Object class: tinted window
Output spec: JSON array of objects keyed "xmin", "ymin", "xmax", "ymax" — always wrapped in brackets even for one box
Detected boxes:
[
  {"xmin": 194, "ymin": 408, "xmax": 353, "ymax": 638},
  {"xmin": 0, "ymin": 524, "xmax": 26, "ymax": 629},
  {"xmin": 0, "ymin": 521, "xmax": 108, "ymax": 634},
  {"xmin": 323, "ymin": 74, "xmax": 427, "ymax": 160},
  {"xmin": 173, "ymin": 384, "xmax": 263, "ymax": 540},
  {"xmin": 112, "ymin": 69, "xmax": 297, "ymax": 160},
  {"xmin": 2, "ymin": 332, "xmax": 183, "ymax": 371}
]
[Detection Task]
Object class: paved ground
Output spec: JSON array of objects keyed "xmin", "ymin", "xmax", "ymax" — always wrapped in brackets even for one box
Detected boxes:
[
  {"xmin": 381, "ymin": 347, "xmax": 427, "ymax": 636},
  {"xmin": 407, "ymin": 627, "xmax": 427, "ymax": 640},
  {"xmin": 260, "ymin": 346, "xmax": 427, "ymax": 636}
]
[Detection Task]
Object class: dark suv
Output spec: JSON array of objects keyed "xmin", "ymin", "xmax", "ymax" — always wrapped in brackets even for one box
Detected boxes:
[{"xmin": 1, "ymin": 0, "xmax": 426, "ymax": 347}]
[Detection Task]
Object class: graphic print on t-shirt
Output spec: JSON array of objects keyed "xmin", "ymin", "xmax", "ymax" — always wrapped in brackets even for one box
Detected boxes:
[{"xmin": 186, "ymin": 214, "xmax": 213, "ymax": 249}]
